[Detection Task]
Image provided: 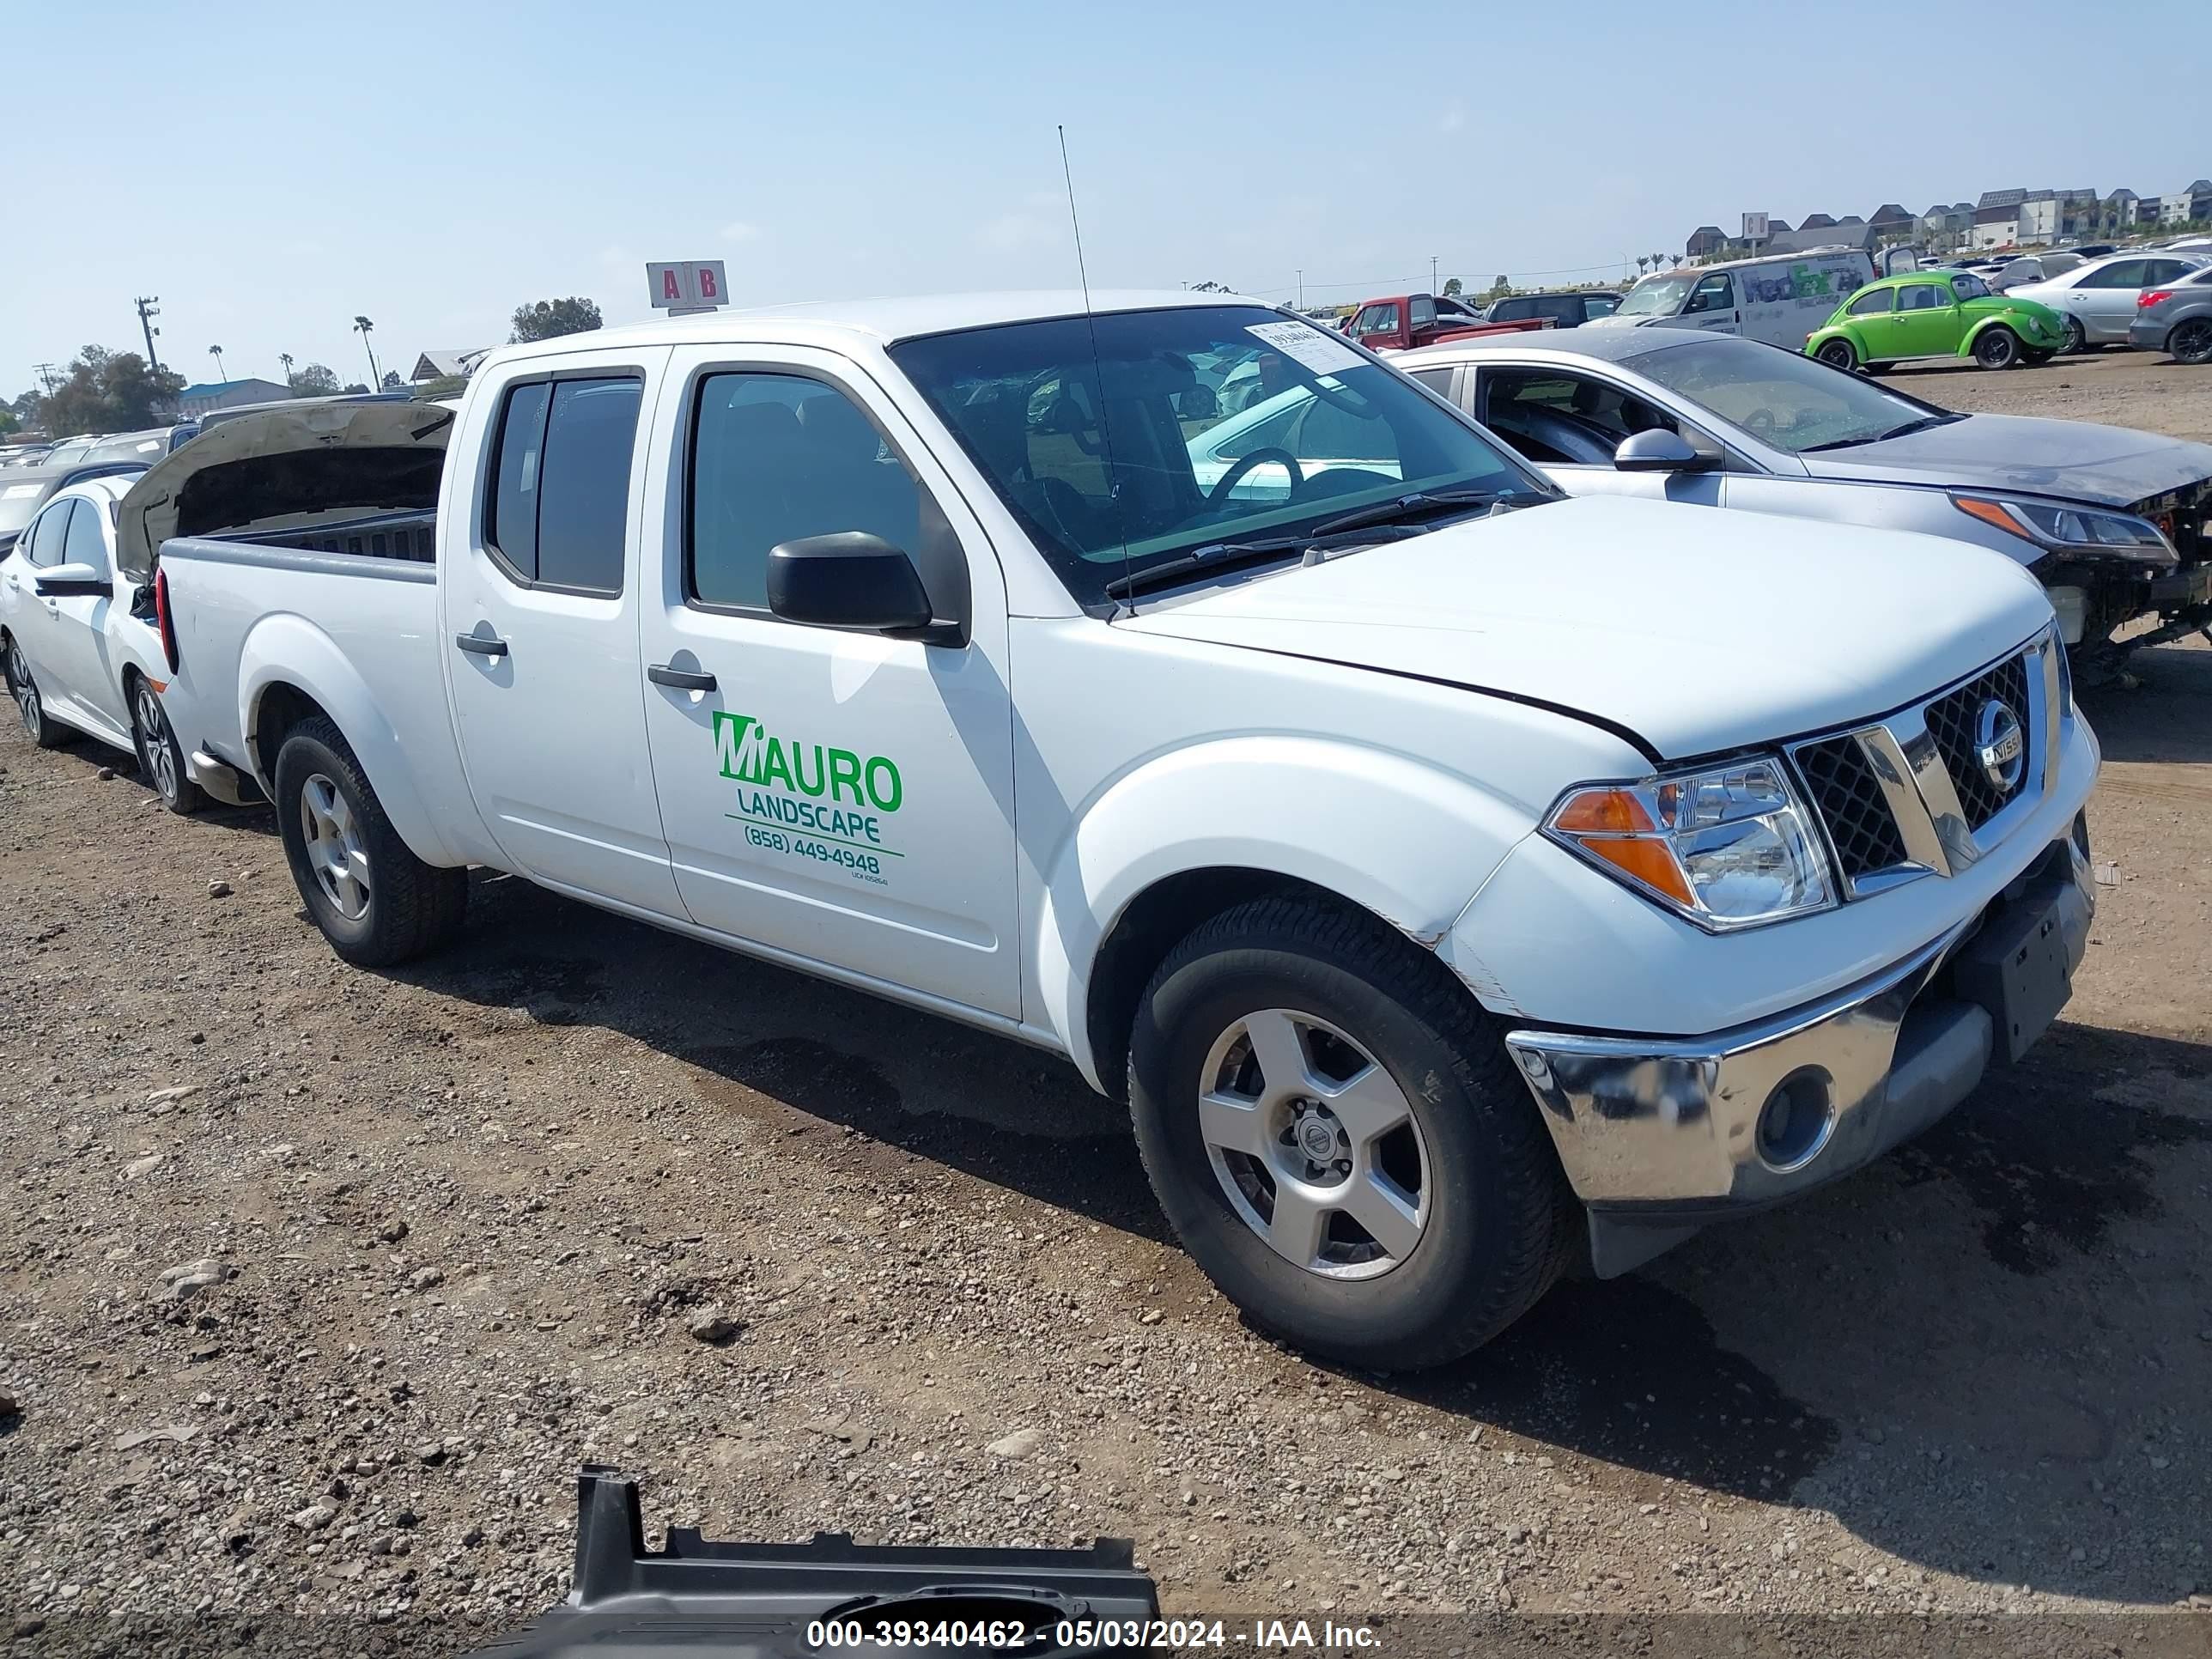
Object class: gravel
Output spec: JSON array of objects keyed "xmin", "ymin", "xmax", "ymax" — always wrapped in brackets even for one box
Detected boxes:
[{"xmin": 1, "ymin": 360, "xmax": 2206, "ymax": 1651}]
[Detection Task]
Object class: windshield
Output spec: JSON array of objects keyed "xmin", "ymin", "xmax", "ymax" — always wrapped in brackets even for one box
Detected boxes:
[
  {"xmin": 1613, "ymin": 273, "xmax": 1698, "ymax": 318},
  {"xmin": 890, "ymin": 305, "xmax": 1545, "ymax": 605},
  {"xmin": 1627, "ymin": 337, "xmax": 1943, "ymax": 454}
]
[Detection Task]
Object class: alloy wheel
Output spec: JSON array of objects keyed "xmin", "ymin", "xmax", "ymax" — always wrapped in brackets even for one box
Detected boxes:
[
  {"xmin": 2172, "ymin": 319, "xmax": 2212, "ymax": 367},
  {"xmin": 1196, "ymin": 1008, "xmax": 1431, "ymax": 1280},
  {"xmin": 10, "ymin": 644, "xmax": 38, "ymax": 737},
  {"xmin": 136, "ymin": 682, "xmax": 179, "ymax": 803},
  {"xmin": 2062, "ymin": 315, "xmax": 2087, "ymax": 355},
  {"xmin": 300, "ymin": 773, "xmax": 372, "ymax": 921}
]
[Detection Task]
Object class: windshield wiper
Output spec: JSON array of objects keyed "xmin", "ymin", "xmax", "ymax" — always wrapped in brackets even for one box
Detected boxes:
[
  {"xmin": 1307, "ymin": 487, "xmax": 1518, "ymax": 538},
  {"xmin": 1801, "ymin": 413, "xmax": 1963, "ymax": 453},
  {"xmin": 1102, "ymin": 524, "xmax": 1432, "ymax": 601}
]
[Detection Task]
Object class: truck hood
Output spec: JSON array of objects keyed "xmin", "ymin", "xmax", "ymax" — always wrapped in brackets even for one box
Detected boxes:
[
  {"xmin": 1801, "ymin": 414, "xmax": 2212, "ymax": 508},
  {"xmin": 1114, "ymin": 495, "xmax": 2053, "ymax": 761},
  {"xmin": 116, "ymin": 400, "xmax": 453, "ymax": 583}
]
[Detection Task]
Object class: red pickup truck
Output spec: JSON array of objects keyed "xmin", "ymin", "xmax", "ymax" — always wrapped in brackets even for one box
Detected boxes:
[{"xmin": 1343, "ymin": 293, "xmax": 1551, "ymax": 352}]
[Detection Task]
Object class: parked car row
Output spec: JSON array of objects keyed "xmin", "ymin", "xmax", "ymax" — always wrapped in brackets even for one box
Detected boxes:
[{"xmin": 7, "ymin": 290, "xmax": 2124, "ymax": 1370}]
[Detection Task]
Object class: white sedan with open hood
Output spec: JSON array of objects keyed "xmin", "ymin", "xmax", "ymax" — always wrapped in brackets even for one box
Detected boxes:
[{"xmin": 1, "ymin": 472, "xmax": 203, "ymax": 811}]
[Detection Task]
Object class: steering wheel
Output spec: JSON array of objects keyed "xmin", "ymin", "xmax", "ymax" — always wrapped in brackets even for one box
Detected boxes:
[
  {"xmin": 1207, "ymin": 447, "xmax": 1306, "ymax": 505},
  {"xmin": 1741, "ymin": 407, "xmax": 1777, "ymax": 440}
]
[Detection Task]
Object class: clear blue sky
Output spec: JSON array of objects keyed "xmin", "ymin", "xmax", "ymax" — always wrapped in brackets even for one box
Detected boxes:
[{"xmin": 4, "ymin": 0, "xmax": 2206, "ymax": 398}]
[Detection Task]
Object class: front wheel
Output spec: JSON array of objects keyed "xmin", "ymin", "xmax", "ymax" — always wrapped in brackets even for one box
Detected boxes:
[
  {"xmin": 2171, "ymin": 319, "xmax": 2212, "ymax": 367},
  {"xmin": 131, "ymin": 674, "xmax": 204, "ymax": 815},
  {"xmin": 1815, "ymin": 338, "xmax": 1859, "ymax": 372},
  {"xmin": 273, "ymin": 714, "xmax": 468, "ymax": 967},
  {"xmin": 5, "ymin": 637, "xmax": 70, "ymax": 749},
  {"xmin": 1127, "ymin": 896, "xmax": 1571, "ymax": 1369},
  {"xmin": 1974, "ymin": 325, "xmax": 2023, "ymax": 369}
]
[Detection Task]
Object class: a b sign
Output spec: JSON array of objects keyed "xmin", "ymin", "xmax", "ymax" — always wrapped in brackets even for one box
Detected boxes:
[{"xmin": 647, "ymin": 260, "xmax": 729, "ymax": 310}]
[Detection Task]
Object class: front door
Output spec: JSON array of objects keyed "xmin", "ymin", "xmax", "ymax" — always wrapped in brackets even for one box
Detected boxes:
[
  {"xmin": 441, "ymin": 344, "xmax": 687, "ymax": 918},
  {"xmin": 1679, "ymin": 270, "xmax": 1739, "ymax": 334},
  {"xmin": 1890, "ymin": 282, "xmax": 1956, "ymax": 358},
  {"xmin": 636, "ymin": 347, "xmax": 1021, "ymax": 1018},
  {"xmin": 1472, "ymin": 366, "xmax": 1726, "ymax": 507},
  {"xmin": 2069, "ymin": 259, "xmax": 2146, "ymax": 342}
]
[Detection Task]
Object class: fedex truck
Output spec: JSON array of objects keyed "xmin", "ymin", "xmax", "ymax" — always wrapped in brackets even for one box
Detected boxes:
[{"xmin": 1593, "ymin": 247, "xmax": 1882, "ymax": 352}]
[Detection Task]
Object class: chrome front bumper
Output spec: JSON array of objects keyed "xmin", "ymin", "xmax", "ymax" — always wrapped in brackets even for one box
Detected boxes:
[{"xmin": 1504, "ymin": 830, "xmax": 2094, "ymax": 1276}]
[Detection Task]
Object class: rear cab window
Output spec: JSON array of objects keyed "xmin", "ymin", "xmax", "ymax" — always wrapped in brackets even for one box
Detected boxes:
[{"xmin": 484, "ymin": 375, "xmax": 642, "ymax": 594}]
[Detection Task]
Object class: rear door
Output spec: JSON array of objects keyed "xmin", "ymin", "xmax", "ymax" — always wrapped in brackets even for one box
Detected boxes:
[
  {"xmin": 441, "ymin": 345, "xmax": 688, "ymax": 917},
  {"xmin": 2069, "ymin": 259, "xmax": 2147, "ymax": 341},
  {"xmin": 635, "ymin": 346, "xmax": 1021, "ymax": 1018}
]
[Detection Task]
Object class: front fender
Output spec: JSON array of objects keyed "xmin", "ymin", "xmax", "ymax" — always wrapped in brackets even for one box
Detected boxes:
[
  {"xmin": 1802, "ymin": 325, "xmax": 1852, "ymax": 356},
  {"xmin": 1030, "ymin": 734, "xmax": 1548, "ymax": 1087},
  {"xmin": 240, "ymin": 613, "xmax": 462, "ymax": 868}
]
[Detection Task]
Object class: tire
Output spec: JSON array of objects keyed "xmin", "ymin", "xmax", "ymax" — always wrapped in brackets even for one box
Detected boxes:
[
  {"xmin": 273, "ymin": 714, "xmax": 468, "ymax": 967},
  {"xmin": 5, "ymin": 636, "xmax": 71, "ymax": 749},
  {"xmin": 1127, "ymin": 896, "xmax": 1572, "ymax": 1370},
  {"xmin": 1973, "ymin": 325, "xmax": 2023, "ymax": 370},
  {"xmin": 1815, "ymin": 338, "xmax": 1859, "ymax": 372},
  {"xmin": 2171, "ymin": 319, "xmax": 2212, "ymax": 367},
  {"xmin": 2059, "ymin": 314, "xmax": 2088, "ymax": 356},
  {"xmin": 130, "ymin": 672, "xmax": 204, "ymax": 815}
]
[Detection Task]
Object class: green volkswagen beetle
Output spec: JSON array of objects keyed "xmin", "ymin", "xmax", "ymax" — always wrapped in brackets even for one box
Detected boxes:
[{"xmin": 1804, "ymin": 270, "xmax": 2069, "ymax": 372}]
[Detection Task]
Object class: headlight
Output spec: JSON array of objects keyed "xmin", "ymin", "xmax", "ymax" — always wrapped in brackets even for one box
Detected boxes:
[
  {"xmin": 1543, "ymin": 757, "xmax": 1837, "ymax": 933},
  {"xmin": 1952, "ymin": 495, "xmax": 2174, "ymax": 557}
]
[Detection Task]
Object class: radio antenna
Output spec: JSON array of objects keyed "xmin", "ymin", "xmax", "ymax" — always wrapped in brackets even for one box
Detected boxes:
[{"xmin": 1058, "ymin": 125, "xmax": 1133, "ymax": 609}]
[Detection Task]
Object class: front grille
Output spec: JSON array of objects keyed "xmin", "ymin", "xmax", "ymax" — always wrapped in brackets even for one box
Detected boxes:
[
  {"xmin": 1923, "ymin": 653, "xmax": 2031, "ymax": 829},
  {"xmin": 1795, "ymin": 734, "xmax": 1909, "ymax": 879}
]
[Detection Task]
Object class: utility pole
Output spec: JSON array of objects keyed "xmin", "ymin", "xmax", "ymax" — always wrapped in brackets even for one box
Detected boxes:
[
  {"xmin": 1296, "ymin": 269, "xmax": 1303, "ymax": 307},
  {"xmin": 1430, "ymin": 255, "xmax": 1438, "ymax": 294},
  {"xmin": 134, "ymin": 296, "xmax": 162, "ymax": 371},
  {"xmin": 33, "ymin": 362, "xmax": 59, "ymax": 393}
]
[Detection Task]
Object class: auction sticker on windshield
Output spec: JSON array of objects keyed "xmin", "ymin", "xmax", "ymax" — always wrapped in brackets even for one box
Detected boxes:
[
  {"xmin": 1246, "ymin": 320, "xmax": 1364, "ymax": 375},
  {"xmin": 714, "ymin": 710, "xmax": 903, "ymax": 887}
]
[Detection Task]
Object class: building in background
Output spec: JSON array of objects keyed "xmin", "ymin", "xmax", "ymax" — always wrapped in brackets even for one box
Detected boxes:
[
  {"xmin": 1972, "ymin": 187, "xmax": 2027, "ymax": 249},
  {"xmin": 1921, "ymin": 202, "xmax": 1973, "ymax": 250},
  {"xmin": 2160, "ymin": 180, "xmax": 2212, "ymax": 225},
  {"xmin": 1686, "ymin": 224, "xmax": 1727, "ymax": 259},
  {"xmin": 1868, "ymin": 203, "xmax": 1916, "ymax": 243},
  {"xmin": 175, "ymin": 377, "xmax": 291, "ymax": 417}
]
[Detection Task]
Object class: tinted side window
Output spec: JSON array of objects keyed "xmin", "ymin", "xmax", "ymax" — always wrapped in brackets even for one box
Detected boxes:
[
  {"xmin": 2142, "ymin": 260, "xmax": 2195, "ymax": 285},
  {"xmin": 26, "ymin": 500, "xmax": 74, "ymax": 568},
  {"xmin": 485, "ymin": 378, "xmax": 639, "ymax": 593},
  {"xmin": 1407, "ymin": 368, "xmax": 1455, "ymax": 396},
  {"xmin": 2081, "ymin": 260, "xmax": 2145, "ymax": 289},
  {"xmin": 63, "ymin": 494, "xmax": 109, "ymax": 570},
  {"xmin": 487, "ymin": 381, "xmax": 551, "ymax": 580},
  {"xmin": 1409, "ymin": 295, "xmax": 1437, "ymax": 330},
  {"xmin": 1488, "ymin": 297, "xmax": 1534, "ymax": 322},
  {"xmin": 690, "ymin": 374, "xmax": 925, "ymax": 611},
  {"xmin": 535, "ymin": 380, "xmax": 641, "ymax": 594},
  {"xmin": 1534, "ymin": 296, "xmax": 1581, "ymax": 323}
]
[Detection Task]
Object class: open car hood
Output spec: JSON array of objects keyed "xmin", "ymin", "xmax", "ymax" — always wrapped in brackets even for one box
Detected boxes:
[{"xmin": 117, "ymin": 400, "xmax": 453, "ymax": 583}]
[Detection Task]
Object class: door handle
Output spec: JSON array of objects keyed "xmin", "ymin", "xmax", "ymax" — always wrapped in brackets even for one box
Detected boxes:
[
  {"xmin": 454, "ymin": 632, "xmax": 508, "ymax": 659},
  {"xmin": 648, "ymin": 663, "xmax": 717, "ymax": 692}
]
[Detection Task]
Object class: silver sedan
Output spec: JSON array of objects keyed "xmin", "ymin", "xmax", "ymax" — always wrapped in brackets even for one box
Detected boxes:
[{"xmin": 1395, "ymin": 329, "xmax": 2212, "ymax": 671}]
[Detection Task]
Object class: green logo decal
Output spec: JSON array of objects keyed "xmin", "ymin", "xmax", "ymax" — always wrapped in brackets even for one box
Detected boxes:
[{"xmin": 713, "ymin": 711, "xmax": 903, "ymax": 884}]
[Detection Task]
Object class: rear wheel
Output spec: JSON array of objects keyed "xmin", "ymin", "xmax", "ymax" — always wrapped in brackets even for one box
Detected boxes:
[
  {"xmin": 1973, "ymin": 325, "xmax": 2023, "ymax": 369},
  {"xmin": 2059, "ymin": 314, "xmax": 2088, "ymax": 356},
  {"xmin": 1127, "ymin": 896, "xmax": 1571, "ymax": 1369},
  {"xmin": 273, "ymin": 714, "xmax": 468, "ymax": 967},
  {"xmin": 1815, "ymin": 338, "xmax": 1859, "ymax": 372},
  {"xmin": 131, "ymin": 674, "xmax": 204, "ymax": 815},
  {"xmin": 5, "ymin": 637, "xmax": 70, "ymax": 749},
  {"xmin": 2171, "ymin": 319, "xmax": 2212, "ymax": 366}
]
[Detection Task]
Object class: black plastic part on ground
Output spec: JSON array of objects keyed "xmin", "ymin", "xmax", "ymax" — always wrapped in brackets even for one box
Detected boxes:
[{"xmin": 464, "ymin": 1466, "xmax": 1159, "ymax": 1657}]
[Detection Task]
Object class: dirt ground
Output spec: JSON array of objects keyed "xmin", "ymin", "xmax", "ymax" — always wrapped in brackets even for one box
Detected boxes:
[{"xmin": 3, "ymin": 350, "xmax": 2209, "ymax": 1654}]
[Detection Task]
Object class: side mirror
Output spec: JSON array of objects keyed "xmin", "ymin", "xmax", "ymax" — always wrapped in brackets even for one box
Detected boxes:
[
  {"xmin": 767, "ymin": 532, "xmax": 938, "ymax": 638},
  {"xmin": 1613, "ymin": 430, "xmax": 1710, "ymax": 473},
  {"xmin": 34, "ymin": 560, "xmax": 112, "ymax": 597}
]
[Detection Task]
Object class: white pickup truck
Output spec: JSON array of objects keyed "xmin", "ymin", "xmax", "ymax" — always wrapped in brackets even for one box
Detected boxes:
[{"xmin": 134, "ymin": 292, "xmax": 2099, "ymax": 1368}]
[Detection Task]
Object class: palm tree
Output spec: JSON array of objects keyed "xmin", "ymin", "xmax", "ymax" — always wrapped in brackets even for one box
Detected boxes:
[
  {"xmin": 279, "ymin": 351, "xmax": 295, "ymax": 388},
  {"xmin": 207, "ymin": 343, "xmax": 228, "ymax": 381},
  {"xmin": 352, "ymin": 316, "xmax": 380, "ymax": 386},
  {"xmin": 1636, "ymin": 256, "xmax": 1650, "ymax": 276}
]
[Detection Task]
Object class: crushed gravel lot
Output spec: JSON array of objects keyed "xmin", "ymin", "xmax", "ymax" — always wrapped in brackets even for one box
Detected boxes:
[{"xmin": 3, "ymin": 349, "xmax": 2208, "ymax": 1654}]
